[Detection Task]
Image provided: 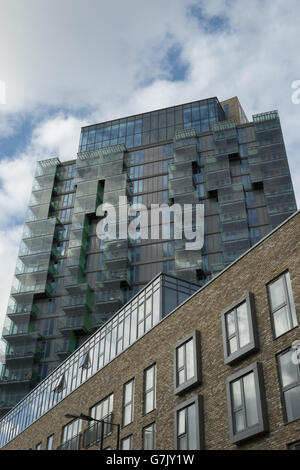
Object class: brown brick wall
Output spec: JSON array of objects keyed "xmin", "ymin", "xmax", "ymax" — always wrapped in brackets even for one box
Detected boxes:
[{"xmin": 2, "ymin": 212, "xmax": 300, "ymax": 450}]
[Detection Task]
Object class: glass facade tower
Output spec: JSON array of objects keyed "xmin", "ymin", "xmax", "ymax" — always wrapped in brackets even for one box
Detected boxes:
[{"xmin": 0, "ymin": 96, "xmax": 297, "ymax": 417}]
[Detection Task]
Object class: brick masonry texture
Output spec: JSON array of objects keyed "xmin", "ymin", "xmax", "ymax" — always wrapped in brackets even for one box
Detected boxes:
[{"xmin": 2, "ymin": 212, "xmax": 300, "ymax": 450}]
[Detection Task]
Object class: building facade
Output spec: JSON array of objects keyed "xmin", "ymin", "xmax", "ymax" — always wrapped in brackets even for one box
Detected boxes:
[
  {"xmin": 0, "ymin": 210, "xmax": 299, "ymax": 450},
  {"xmin": 0, "ymin": 96, "xmax": 297, "ymax": 417}
]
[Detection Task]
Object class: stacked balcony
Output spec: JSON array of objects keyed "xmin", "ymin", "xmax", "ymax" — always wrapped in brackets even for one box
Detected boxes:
[
  {"xmin": 0, "ymin": 368, "xmax": 39, "ymax": 387},
  {"xmin": 54, "ymin": 335, "xmax": 77, "ymax": 360},
  {"xmin": 0, "ymin": 158, "xmax": 62, "ymax": 415},
  {"xmin": 249, "ymin": 111, "xmax": 297, "ymax": 228},
  {"xmin": 59, "ymin": 284, "xmax": 93, "ymax": 336},
  {"xmin": 169, "ymin": 130, "xmax": 202, "ymax": 281},
  {"xmin": 0, "ymin": 392, "xmax": 25, "ymax": 414},
  {"xmin": 213, "ymin": 120, "xmax": 239, "ymax": 157}
]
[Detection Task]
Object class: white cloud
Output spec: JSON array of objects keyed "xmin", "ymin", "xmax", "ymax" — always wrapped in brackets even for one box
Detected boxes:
[{"xmin": 0, "ymin": 0, "xmax": 300, "ymax": 329}]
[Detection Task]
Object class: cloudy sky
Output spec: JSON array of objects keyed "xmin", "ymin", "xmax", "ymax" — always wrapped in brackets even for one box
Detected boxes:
[{"xmin": 0, "ymin": 0, "xmax": 299, "ymax": 333}]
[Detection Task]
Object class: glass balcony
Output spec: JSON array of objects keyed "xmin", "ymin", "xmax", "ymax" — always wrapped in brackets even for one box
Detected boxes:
[
  {"xmin": 73, "ymin": 194, "xmax": 98, "ymax": 215},
  {"xmin": 7, "ymin": 302, "xmax": 39, "ymax": 321},
  {"xmin": 169, "ymin": 267, "xmax": 199, "ymax": 283},
  {"xmin": 25, "ymin": 204, "xmax": 49, "ymax": 222},
  {"xmin": 54, "ymin": 338, "xmax": 76, "ymax": 359},
  {"xmin": 175, "ymin": 251, "xmax": 202, "ymax": 270},
  {"xmin": 29, "ymin": 188, "xmax": 52, "ymax": 207},
  {"xmin": 97, "ymin": 269, "xmax": 130, "ymax": 287},
  {"xmin": 32, "ymin": 174, "xmax": 56, "ymax": 192},
  {"xmin": 168, "ymin": 177, "xmax": 195, "ymax": 198},
  {"xmin": 103, "ymin": 239, "xmax": 128, "ymax": 251},
  {"xmin": 58, "ymin": 313, "xmax": 91, "ymax": 335},
  {"xmin": 63, "ymin": 286, "xmax": 92, "ymax": 315},
  {"xmin": 94, "ymin": 289, "xmax": 124, "ymax": 313},
  {"xmin": 249, "ymin": 159, "xmax": 289, "ymax": 183},
  {"xmin": 91, "ymin": 312, "xmax": 115, "ymax": 329},
  {"xmin": 0, "ymin": 392, "xmax": 26, "ymax": 411},
  {"xmin": 15, "ymin": 261, "xmax": 56, "ymax": 279},
  {"xmin": 219, "ymin": 201, "xmax": 247, "ymax": 224},
  {"xmin": 105, "ymin": 174, "xmax": 127, "ymax": 192},
  {"xmin": 206, "ymin": 170, "xmax": 231, "ymax": 192},
  {"xmin": 223, "ymin": 239, "xmax": 251, "ymax": 264},
  {"xmin": 2, "ymin": 324, "xmax": 40, "ymax": 343},
  {"xmin": 169, "ymin": 163, "xmax": 193, "ymax": 180},
  {"xmin": 218, "ymin": 184, "xmax": 244, "ymax": 204},
  {"xmin": 174, "ymin": 128, "xmax": 197, "ymax": 141},
  {"xmin": 205, "ymin": 154, "xmax": 229, "ymax": 173},
  {"xmin": 173, "ymin": 146, "xmax": 198, "ymax": 164},
  {"xmin": 103, "ymin": 189, "xmax": 127, "ymax": 206},
  {"xmin": 103, "ymin": 249, "xmax": 130, "ymax": 268},
  {"xmin": 0, "ymin": 369, "xmax": 38, "ymax": 386},
  {"xmin": 170, "ymin": 190, "xmax": 199, "ymax": 204},
  {"xmin": 4, "ymin": 344, "xmax": 41, "ymax": 363},
  {"xmin": 66, "ymin": 247, "xmax": 86, "ymax": 272},
  {"xmin": 19, "ymin": 235, "xmax": 54, "ymax": 258},
  {"xmin": 264, "ymin": 176, "xmax": 294, "ymax": 196},
  {"xmin": 22, "ymin": 218, "xmax": 57, "ymax": 240},
  {"xmin": 34, "ymin": 158, "xmax": 60, "ymax": 178}
]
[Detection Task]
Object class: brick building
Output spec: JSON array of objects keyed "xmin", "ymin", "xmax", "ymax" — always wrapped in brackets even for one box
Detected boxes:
[
  {"xmin": 1, "ymin": 210, "xmax": 299, "ymax": 450},
  {"xmin": 0, "ymin": 96, "xmax": 297, "ymax": 418}
]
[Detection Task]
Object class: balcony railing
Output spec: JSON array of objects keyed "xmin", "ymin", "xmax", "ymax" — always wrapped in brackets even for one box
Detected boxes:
[
  {"xmin": 97, "ymin": 269, "xmax": 130, "ymax": 286},
  {"xmin": 2, "ymin": 325, "xmax": 39, "ymax": 342},
  {"xmin": 82, "ymin": 414, "xmax": 113, "ymax": 448},
  {"xmin": 7, "ymin": 303, "xmax": 39, "ymax": 320},
  {"xmin": 58, "ymin": 314, "xmax": 91, "ymax": 335},
  {"xmin": 0, "ymin": 370, "xmax": 38, "ymax": 385},
  {"xmin": 5, "ymin": 346, "xmax": 41, "ymax": 362},
  {"xmin": 0, "ymin": 393, "xmax": 26, "ymax": 410},
  {"xmin": 57, "ymin": 414, "xmax": 113, "ymax": 450},
  {"xmin": 57, "ymin": 434, "xmax": 81, "ymax": 451},
  {"xmin": 103, "ymin": 250, "xmax": 130, "ymax": 267}
]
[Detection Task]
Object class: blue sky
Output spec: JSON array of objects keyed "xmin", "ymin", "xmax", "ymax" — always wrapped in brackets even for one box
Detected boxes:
[{"xmin": 0, "ymin": 0, "xmax": 300, "ymax": 332}]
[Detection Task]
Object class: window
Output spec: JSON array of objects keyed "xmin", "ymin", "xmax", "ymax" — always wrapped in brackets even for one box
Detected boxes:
[
  {"xmin": 47, "ymin": 298, "xmax": 57, "ymax": 315},
  {"xmin": 174, "ymin": 331, "xmax": 201, "ymax": 394},
  {"xmin": 222, "ymin": 293, "xmax": 259, "ymax": 365},
  {"xmin": 46, "ymin": 434, "xmax": 54, "ymax": 450},
  {"xmin": 226, "ymin": 362, "xmax": 268, "ymax": 444},
  {"xmin": 123, "ymin": 379, "xmax": 134, "ymax": 427},
  {"xmin": 267, "ymin": 272, "xmax": 298, "ymax": 338},
  {"xmin": 288, "ymin": 441, "xmax": 300, "ymax": 450},
  {"xmin": 144, "ymin": 364, "xmax": 156, "ymax": 414},
  {"xmin": 65, "ymin": 179, "xmax": 74, "ymax": 192},
  {"xmin": 40, "ymin": 340, "xmax": 52, "ymax": 359},
  {"xmin": 63, "ymin": 193, "xmax": 73, "ymax": 207},
  {"xmin": 143, "ymin": 423, "xmax": 156, "ymax": 450},
  {"xmin": 60, "ymin": 208, "xmax": 71, "ymax": 222},
  {"xmin": 174, "ymin": 396, "xmax": 204, "ymax": 450},
  {"xmin": 247, "ymin": 209, "xmax": 258, "ymax": 225},
  {"xmin": 53, "ymin": 374, "xmax": 65, "ymax": 394},
  {"xmin": 121, "ymin": 435, "xmax": 132, "ymax": 450},
  {"xmin": 35, "ymin": 442, "xmax": 41, "ymax": 450},
  {"xmin": 61, "ymin": 419, "xmax": 82, "ymax": 450},
  {"xmin": 80, "ymin": 352, "xmax": 91, "ymax": 370},
  {"xmin": 43, "ymin": 318, "xmax": 55, "ymax": 336},
  {"xmin": 277, "ymin": 347, "xmax": 300, "ymax": 423},
  {"xmin": 88, "ymin": 394, "xmax": 114, "ymax": 445},
  {"xmin": 91, "ymin": 394, "xmax": 113, "ymax": 422}
]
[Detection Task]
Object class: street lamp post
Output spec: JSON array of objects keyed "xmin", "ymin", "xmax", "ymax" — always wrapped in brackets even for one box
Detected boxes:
[{"xmin": 65, "ymin": 413, "xmax": 120, "ymax": 450}]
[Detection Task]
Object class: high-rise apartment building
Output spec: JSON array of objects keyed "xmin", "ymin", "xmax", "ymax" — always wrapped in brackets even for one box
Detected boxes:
[{"xmin": 0, "ymin": 96, "xmax": 297, "ymax": 417}]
